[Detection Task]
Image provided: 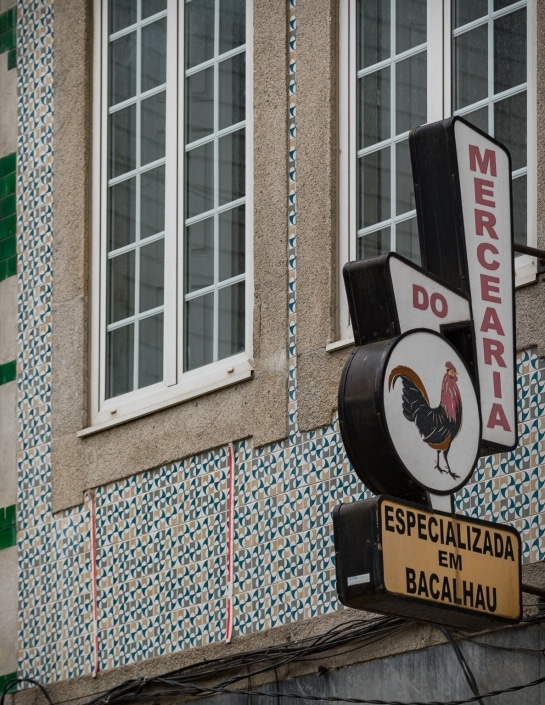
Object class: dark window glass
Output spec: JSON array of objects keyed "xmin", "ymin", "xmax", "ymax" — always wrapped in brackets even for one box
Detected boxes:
[
  {"xmin": 139, "ymin": 314, "xmax": 164, "ymax": 387},
  {"xmin": 107, "ymin": 324, "xmax": 134, "ymax": 397},
  {"xmin": 358, "ymin": 0, "xmax": 390, "ymax": 69},
  {"xmin": 108, "ymin": 250, "xmax": 135, "ymax": 324},
  {"xmin": 110, "ymin": 0, "xmax": 136, "ymax": 34},
  {"xmin": 220, "ymin": 0, "xmax": 246, "ymax": 53},
  {"xmin": 186, "ymin": 0, "xmax": 215, "ymax": 69}
]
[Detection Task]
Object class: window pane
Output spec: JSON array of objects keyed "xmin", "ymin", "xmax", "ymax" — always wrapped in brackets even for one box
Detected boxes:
[
  {"xmin": 141, "ymin": 18, "xmax": 167, "ymax": 93},
  {"xmin": 452, "ymin": 1, "xmax": 487, "ymax": 28},
  {"xmin": 219, "ymin": 129, "xmax": 245, "ymax": 205},
  {"xmin": 109, "ymin": 32, "xmax": 136, "ymax": 106},
  {"xmin": 109, "ymin": 105, "xmax": 136, "ymax": 178},
  {"xmin": 396, "ymin": 0, "xmax": 426, "ymax": 54},
  {"xmin": 512, "ymin": 175, "xmax": 527, "ymax": 246},
  {"xmin": 140, "ymin": 166, "xmax": 165, "ymax": 239},
  {"xmin": 359, "ymin": 147, "xmax": 390, "ymax": 229},
  {"xmin": 495, "ymin": 0, "xmax": 518, "ymax": 10},
  {"xmin": 186, "ymin": 67, "xmax": 214, "ymax": 143},
  {"xmin": 359, "ymin": 67, "xmax": 390, "ymax": 149},
  {"xmin": 138, "ymin": 314, "xmax": 164, "ymax": 387},
  {"xmin": 185, "ymin": 293, "xmax": 214, "ymax": 371},
  {"xmin": 186, "ymin": 217, "xmax": 214, "ymax": 292},
  {"xmin": 140, "ymin": 239, "xmax": 165, "ymax": 313},
  {"xmin": 357, "ymin": 227, "xmax": 390, "ymax": 260},
  {"xmin": 396, "ymin": 140, "xmax": 414, "ymax": 215},
  {"xmin": 108, "ymin": 251, "xmax": 135, "ymax": 323},
  {"xmin": 107, "ymin": 324, "xmax": 134, "ymax": 398},
  {"xmin": 141, "ymin": 91, "xmax": 166, "ymax": 166},
  {"xmin": 494, "ymin": 91, "xmax": 527, "ymax": 171},
  {"xmin": 142, "ymin": 0, "xmax": 167, "ymax": 19},
  {"xmin": 396, "ymin": 217, "xmax": 420, "ymax": 264},
  {"xmin": 186, "ymin": 141, "xmax": 214, "ymax": 218},
  {"xmin": 219, "ymin": 54, "xmax": 245, "ymax": 131},
  {"xmin": 219, "ymin": 205, "xmax": 245, "ymax": 281},
  {"xmin": 453, "ymin": 25, "xmax": 488, "ymax": 110},
  {"xmin": 395, "ymin": 50, "xmax": 426, "ymax": 134},
  {"xmin": 109, "ymin": 177, "xmax": 136, "ymax": 250},
  {"xmin": 186, "ymin": 0, "xmax": 215, "ymax": 69},
  {"xmin": 218, "ymin": 282, "xmax": 245, "ymax": 360},
  {"xmin": 462, "ymin": 106, "xmax": 488, "ymax": 134},
  {"xmin": 110, "ymin": 0, "xmax": 136, "ymax": 33},
  {"xmin": 494, "ymin": 9, "xmax": 526, "ymax": 94},
  {"xmin": 220, "ymin": 0, "xmax": 246, "ymax": 53},
  {"xmin": 358, "ymin": 0, "xmax": 390, "ymax": 69}
]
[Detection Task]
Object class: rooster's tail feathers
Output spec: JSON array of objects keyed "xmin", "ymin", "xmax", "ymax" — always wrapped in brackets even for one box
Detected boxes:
[{"xmin": 388, "ymin": 365, "xmax": 430, "ymax": 406}]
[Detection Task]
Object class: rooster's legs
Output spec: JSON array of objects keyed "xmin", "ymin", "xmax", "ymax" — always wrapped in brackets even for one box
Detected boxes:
[{"xmin": 435, "ymin": 448, "xmax": 460, "ymax": 481}]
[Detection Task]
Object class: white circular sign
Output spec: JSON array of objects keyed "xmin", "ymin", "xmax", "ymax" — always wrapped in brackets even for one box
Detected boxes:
[{"xmin": 383, "ymin": 330, "xmax": 481, "ymax": 494}]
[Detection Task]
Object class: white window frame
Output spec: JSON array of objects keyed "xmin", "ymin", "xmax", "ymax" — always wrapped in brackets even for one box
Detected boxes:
[
  {"xmin": 337, "ymin": 0, "xmax": 536, "ymax": 345},
  {"xmin": 86, "ymin": 0, "xmax": 254, "ymax": 434}
]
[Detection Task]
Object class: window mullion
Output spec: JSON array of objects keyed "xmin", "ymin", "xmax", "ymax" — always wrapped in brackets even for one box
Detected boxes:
[
  {"xmin": 213, "ymin": 0, "xmax": 220, "ymax": 364},
  {"xmin": 178, "ymin": 0, "xmax": 186, "ymax": 382},
  {"xmin": 526, "ymin": 0, "xmax": 537, "ymax": 251},
  {"xmin": 488, "ymin": 0, "xmax": 494, "ymax": 136},
  {"xmin": 97, "ymin": 0, "xmax": 110, "ymax": 411},
  {"xmin": 163, "ymin": 0, "xmax": 179, "ymax": 387},
  {"xmin": 134, "ymin": 1, "xmax": 142, "ymax": 393},
  {"xmin": 427, "ymin": 0, "xmax": 446, "ymax": 121},
  {"xmin": 390, "ymin": 0, "xmax": 396, "ymax": 253}
]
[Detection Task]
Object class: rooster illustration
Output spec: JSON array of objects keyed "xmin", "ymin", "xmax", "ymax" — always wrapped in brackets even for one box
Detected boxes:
[{"xmin": 388, "ymin": 361, "xmax": 463, "ymax": 480}]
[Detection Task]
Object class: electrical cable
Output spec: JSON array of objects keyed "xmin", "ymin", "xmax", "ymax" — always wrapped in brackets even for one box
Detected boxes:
[
  {"xmin": 14, "ymin": 614, "xmax": 545, "ymax": 705},
  {"xmin": 105, "ymin": 672, "xmax": 545, "ymax": 705},
  {"xmin": 1, "ymin": 677, "xmax": 54, "ymax": 705},
  {"xmin": 455, "ymin": 637, "xmax": 545, "ymax": 656},
  {"xmin": 439, "ymin": 628, "xmax": 484, "ymax": 705}
]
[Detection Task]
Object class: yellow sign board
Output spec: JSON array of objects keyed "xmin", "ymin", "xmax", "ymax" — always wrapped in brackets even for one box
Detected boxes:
[{"xmin": 380, "ymin": 498, "xmax": 521, "ymax": 621}]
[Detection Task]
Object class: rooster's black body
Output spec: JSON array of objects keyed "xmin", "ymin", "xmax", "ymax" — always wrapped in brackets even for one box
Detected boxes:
[{"xmin": 388, "ymin": 362, "xmax": 463, "ymax": 479}]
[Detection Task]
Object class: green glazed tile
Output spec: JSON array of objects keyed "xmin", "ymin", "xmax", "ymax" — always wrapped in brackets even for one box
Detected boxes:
[
  {"xmin": 0, "ymin": 28, "xmax": 15, "ymax": 54},
  {"xmin": 0, "ymin": 524, "xmax": 15, "ymax": 549},
  {"xmin": 0, "ymin": 672, "xmax": 17, "ymax": 694},
  {"xmin": 1, "ymin": 8, "xmax": 14, "ymax": 32},
  {"xmin": 5, "ymin": 255, "xmax": 16, "ymax": 278},
  {"xmin": 0, "ymin": 173, "xmax": 15, "ymax": 199},
  {"xmin": 7, "ymin": 7, "xmax": 16, "ymax": 30},
  {"xmin": 0, "ymin": 234, "xmax": 15, "ymax": 260},
  {"xmin": 0, "ymin": 153, "xmax": 15, "ymax": 179},
  {"xmin": 0, "ymin": 505, "xmax": 16, "ymax": 529},
  {"xmin": 0, "ymin": 8, "xmax": 16, "ymax": 34},
  {"xmin": 0, "ymin": 255, "xmax": 16, "ymax": 282},
  {"xmin": 0, "ymin": 216, "xmax": 16, "ymax": 240},
  {"xmin": 0, "ymin": 193, "xmax": 15, "ymax": 218},
  {"xmin": 0, "ymin": 12, "xmax": 9, "ymax": 36},
  {"xmin": 0, "ymin": 360, "xmax": 16, "ymax": 385},
  {"xmin": 7, "ymin": 47, "xmax": 15, "ymax": 70}
]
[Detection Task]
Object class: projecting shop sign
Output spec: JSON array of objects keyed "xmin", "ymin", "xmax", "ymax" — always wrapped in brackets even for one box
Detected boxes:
[
  {"xmin": 334, "ymin": 497, "xmax": 521, "ymax": 631},
  {"xmin": 334, "ymin": 117, "xmax": 521, "ymax": 631}
]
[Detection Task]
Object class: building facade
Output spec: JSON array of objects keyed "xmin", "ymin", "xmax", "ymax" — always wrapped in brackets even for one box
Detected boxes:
[{"xmin": 3, "ymin": 0, "xmax": 545, "ymax": 703}]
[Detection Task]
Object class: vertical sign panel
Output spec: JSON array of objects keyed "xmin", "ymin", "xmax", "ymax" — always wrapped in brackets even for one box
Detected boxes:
[{"xmin": 454, "ymin": 121, "xmax": 516, "ymax": 449}]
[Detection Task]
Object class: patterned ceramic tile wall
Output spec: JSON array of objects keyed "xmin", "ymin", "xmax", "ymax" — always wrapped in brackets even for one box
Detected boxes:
[
  {"xmin": 457, "ymin": 349, "xmax": 545, "ymax": 563},
  {"xmin": 15, "ymin": 0, "xmax": 545, "ymax": 687},
  {"xmin": 287, "ymin": 0, "xmax": 298, "ymax": 438}
]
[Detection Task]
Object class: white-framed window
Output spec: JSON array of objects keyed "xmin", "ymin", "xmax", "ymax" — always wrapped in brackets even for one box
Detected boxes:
[
  {"xmin": 339, "ymin": 0, "xmax": 535, "ymax": 341},
  {"xmin": 89, "ymin": 0, "xmax": 253, "ymax": 430}
]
